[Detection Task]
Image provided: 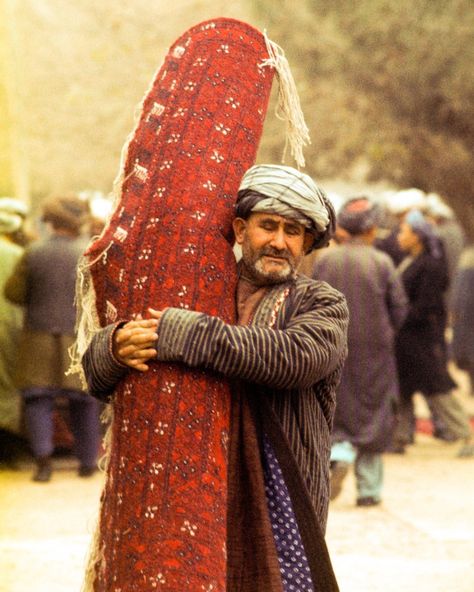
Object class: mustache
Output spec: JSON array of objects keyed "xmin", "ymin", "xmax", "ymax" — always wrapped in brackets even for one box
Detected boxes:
[{"xmin": 259, "ymin": 246, "xmax": 292, "ymax": 261}]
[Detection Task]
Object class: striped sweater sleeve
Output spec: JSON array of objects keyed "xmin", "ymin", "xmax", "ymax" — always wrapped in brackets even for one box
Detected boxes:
[
  {"xmin": 81, "ymin": 322, "xmax": 129, "ymax": 401},
  {"xmin": 157, "ymin": 292, "xmax": 348, "ymax": 390}
]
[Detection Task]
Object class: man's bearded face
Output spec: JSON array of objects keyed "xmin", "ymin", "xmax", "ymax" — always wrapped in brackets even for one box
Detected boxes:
[{"xmin": 235, "ymin": 212, "xmax": 309, "ymax": 286}]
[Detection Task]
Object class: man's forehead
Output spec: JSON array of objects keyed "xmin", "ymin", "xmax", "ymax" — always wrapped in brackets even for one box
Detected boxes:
[{"xmin": 249, "ymin": 211, "xmax": 304, "ymax": 228}]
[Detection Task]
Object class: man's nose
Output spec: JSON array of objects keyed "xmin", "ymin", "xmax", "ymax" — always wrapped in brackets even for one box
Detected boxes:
[{"xmin": 270, "ymin": 228, "xmax": 287, "ymax": 250}]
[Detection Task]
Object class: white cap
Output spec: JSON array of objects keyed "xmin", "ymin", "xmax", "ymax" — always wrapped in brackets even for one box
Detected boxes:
[
  {"xmin": 0, "ymin": 212, "xmax": 23, "ymax": 234},
  {"xmin": 90, "ymin": 196, "xmax": 113, "ymax": 221},
  {"xmin": 0, "ymin": 197, "xmax": 28, "ymax": 217},
  {"xmin": 425, "ymin": 193, "xmax": 454, "ymax": 219},
  {"xmin": 386, "ymin": 188, "xmax": 427, "ymax": 214},
  {"xmin": 326, "ymin": 191, "xmax": 344, "ymax": 214}
]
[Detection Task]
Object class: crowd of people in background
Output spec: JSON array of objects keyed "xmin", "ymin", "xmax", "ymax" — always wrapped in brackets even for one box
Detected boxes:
[
  {"xmin": 313, "ymin": 196, "xmax": 407, "ymax": 507},
  {"xmin": 374, "ymin": 189, "xmax": 474, "ymax": 455},
  {"xmin": 306, "ymin": 186, "xmax": 474, "ymax": 504},
  {"xmin": 0, "ymin": 185, "xmax": 473, "ymax": 493},
  {"xmin": 0, "ymin": 192, "xmax": 111, "ymax": 481}
]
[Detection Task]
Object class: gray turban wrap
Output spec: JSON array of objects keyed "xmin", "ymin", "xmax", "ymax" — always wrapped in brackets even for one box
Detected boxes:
[
  {"xmin": 236, "ymin": 164, "xmax": 334, "ymax": 251},
  {"xmin": 337, "ymin": 196, "xmax": 380, "ymax": 235}
]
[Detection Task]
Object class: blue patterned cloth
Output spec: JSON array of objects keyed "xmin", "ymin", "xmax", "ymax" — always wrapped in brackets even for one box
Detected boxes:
[{"xmin": 262, "ymin": 433, "xmax": 315, "ymax": 591}]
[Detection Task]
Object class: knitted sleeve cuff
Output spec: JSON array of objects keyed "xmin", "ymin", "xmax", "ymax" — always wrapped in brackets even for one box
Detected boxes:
[{"xmin": 82, "ymin": 322, "xmax": 128, "ymax": 401}]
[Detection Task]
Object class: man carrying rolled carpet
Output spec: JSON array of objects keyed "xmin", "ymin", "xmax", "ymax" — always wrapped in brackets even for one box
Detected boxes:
[{"xmin": 83, "ymin": 163, "xmax": 348, "ymax": 592}]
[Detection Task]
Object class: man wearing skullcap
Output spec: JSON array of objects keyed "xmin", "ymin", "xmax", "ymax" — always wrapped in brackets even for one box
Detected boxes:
[
  {"xmin": 5, "ymin": 193, "xmax": 101, "ymax": 482},
  {"xmin": 82, "ymin": 164, "xmax": 348, "ymax": 591},
  {"xmin": 313, "ymin": 196, "xmax": 408, "ymax": 506}
]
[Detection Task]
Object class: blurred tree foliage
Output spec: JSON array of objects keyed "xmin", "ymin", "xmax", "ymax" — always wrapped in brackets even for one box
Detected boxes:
[
  {"xmin": 0, "ymin": 0, "xmax": 249, "ymax": 202},
  {"xmin": 255, "ymin": 0, "xmax": 474, "ymax": 238},
  {"xmin": 2, "ymin": 1, "xmax": 473, "ymax": 237}
]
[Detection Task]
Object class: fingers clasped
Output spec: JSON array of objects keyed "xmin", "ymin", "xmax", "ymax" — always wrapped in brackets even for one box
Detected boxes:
[{"xmin": 113, "ymin": 318, "xmax": 159, "ymax": 372}]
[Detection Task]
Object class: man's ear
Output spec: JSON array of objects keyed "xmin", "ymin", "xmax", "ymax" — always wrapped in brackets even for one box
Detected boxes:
[{"xmin": 232, "ymin": 217, "xmax": 247, "ymax": 245}]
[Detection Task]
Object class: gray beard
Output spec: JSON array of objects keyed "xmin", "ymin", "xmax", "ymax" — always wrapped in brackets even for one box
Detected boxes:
[{"xmin": 241, "ymin": 256, "xmax": 297, "ymax": 286}]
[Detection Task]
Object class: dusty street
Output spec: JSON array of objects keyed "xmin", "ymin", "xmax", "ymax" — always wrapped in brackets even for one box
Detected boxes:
[{"xmin": 1, "ymin": 387, "xmax": 473, "ymax": 592}]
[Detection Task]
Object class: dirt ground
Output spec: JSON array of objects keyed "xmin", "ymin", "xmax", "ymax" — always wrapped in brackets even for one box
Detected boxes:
[{"xmin": 1, "ymin": 375, "xmax": 473, "ymax": 592}]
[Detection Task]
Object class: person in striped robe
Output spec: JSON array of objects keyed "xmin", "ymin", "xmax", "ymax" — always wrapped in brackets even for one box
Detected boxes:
[
  {"xmin": 82, "ymin": 164, "xmax": 348, "ymax": 592},
  {"xmin": 313, "ymin": 197, "xmax": 408, "ymax": 507}
]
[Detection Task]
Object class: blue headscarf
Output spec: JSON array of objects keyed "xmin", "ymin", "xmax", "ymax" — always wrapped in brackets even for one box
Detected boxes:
[{"xmin": 405, "ymin": 209, "xmax": 442, "ymax": 258}]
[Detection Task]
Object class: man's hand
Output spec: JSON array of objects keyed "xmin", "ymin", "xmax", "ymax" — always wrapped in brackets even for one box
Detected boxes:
[
  {"xmin": 113, "ymin": 318, "xmax": 159, "ymax": 372},
  {"xmin": 148, "ymin": 308, "xmax": 164, "ymax": 322}
]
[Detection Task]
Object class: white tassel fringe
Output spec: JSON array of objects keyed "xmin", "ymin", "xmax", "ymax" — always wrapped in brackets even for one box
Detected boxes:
[{"xmin": 262, "ymin": 33, "xmax": 311, "ymax": 169}]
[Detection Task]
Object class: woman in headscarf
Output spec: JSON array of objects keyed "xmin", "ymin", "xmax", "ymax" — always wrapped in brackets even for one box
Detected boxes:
[{"xmin": 393, "ymin": 210, "xmax": 474, "ymax": 456}]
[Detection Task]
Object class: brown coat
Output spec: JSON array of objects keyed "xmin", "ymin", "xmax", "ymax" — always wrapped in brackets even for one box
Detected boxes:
[
  {"xmin": 14, "ymin": 330, "xmax": 82, "ymax": 390},
  {"xmin": 5, "ymin": 234, "xmax": 86, "ymax": 392}
]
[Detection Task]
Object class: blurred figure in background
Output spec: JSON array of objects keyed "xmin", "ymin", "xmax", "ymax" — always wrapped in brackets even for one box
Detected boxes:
[
  {"xmin": 313, "ymin": 196, "xmax": 407, "ymax": 506},
  {"xmin": 4, "ymin": 193, "xmax": 101, "ymax": 482},
  {"xmin": 80, "ymin": 190, "xmax": 113, "ymax": 239},
  {"xmin": 299, "ymin": 190, "xmax": 344, "ymax": 275},
  {"xmin": 0, "ymin": 196, "xmax": 37, "ymax": 247},
  {"xmin": 451, "ymin": 245, "xmax": 474, "ymax": 397},
  {"xmin": 0, "ymin": 199, "xmax": 27, "ymax": 466},
  {"xmin": 377, "ymin": 189, "xmax": 459, "ymax": 442},
  {"xmin": 375, "ymin": 188, "xmax": 427, "ymax": 266},
  {"xmin": 393, "ymin": 210, "xmax": 474, "ymax": 457},
  {"xmin": 425, "ymin": 194, "xmax": 466, "ymax": 310}
]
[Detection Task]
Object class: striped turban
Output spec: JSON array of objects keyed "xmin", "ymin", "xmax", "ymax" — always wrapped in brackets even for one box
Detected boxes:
[{"xmin": 236, "ymin": 164, "xmax": 335, "ymax": 251}]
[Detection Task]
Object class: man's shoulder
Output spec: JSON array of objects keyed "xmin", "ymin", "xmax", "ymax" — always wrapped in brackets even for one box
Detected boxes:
[
  {"xmin": 28, "ymin": 235, "xmax": 86, "ymax": 258},
  {"xmin": 317, "ymin": 242, "xmax": 397, "ymax": 273},
  {"xmin": 293, "ymin": 273, "xmax": 347, "ymax": 306},
  {"xmin": 371, "ymin": 245, "xmax": 397, "ymax": 268}
]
